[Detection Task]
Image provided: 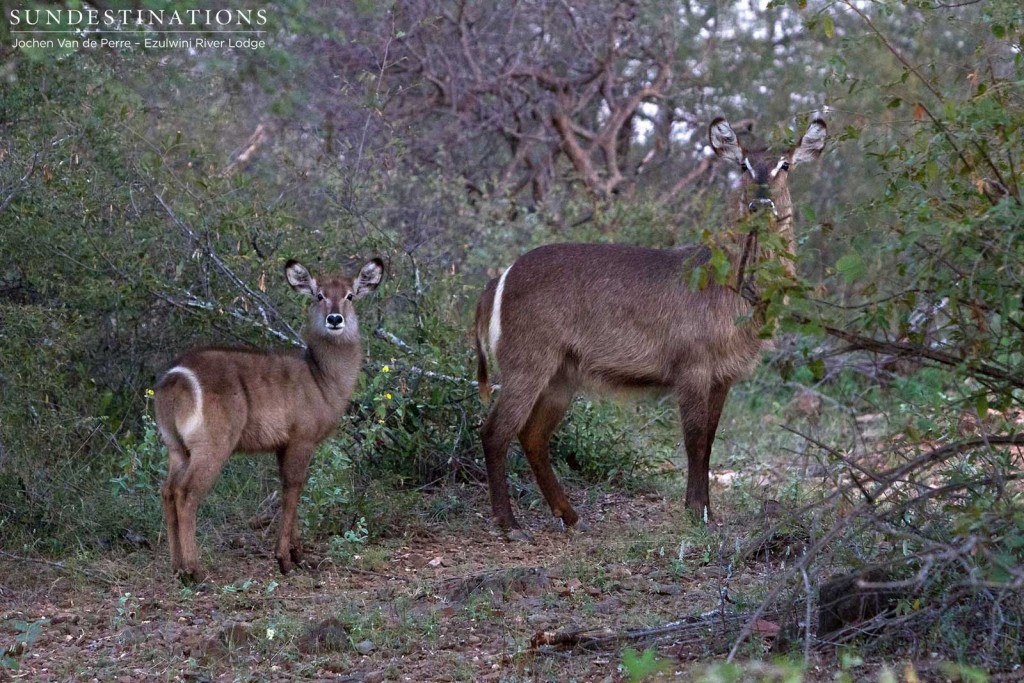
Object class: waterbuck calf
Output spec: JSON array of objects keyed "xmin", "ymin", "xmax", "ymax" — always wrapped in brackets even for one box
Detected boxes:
[
  {"xmin": 155, "ymin": 258, "xmax": 383, "ymax": 581},
  {"xmin": 474, "ymin": 116, "xmax": 826, "ymax": 532}
]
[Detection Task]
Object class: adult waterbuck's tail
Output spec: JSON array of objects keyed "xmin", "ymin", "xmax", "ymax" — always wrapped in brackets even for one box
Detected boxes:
[
  {"xmin": 155, "ymin": 257, "xmax": 384, "ymax": 582},
  {"xmin": 474, "ymin": 277, "xmax": 499, "ymax": 402},
  {"xmin": 473, "ymin": 116, "xmax": 827, "ymax": 534}
]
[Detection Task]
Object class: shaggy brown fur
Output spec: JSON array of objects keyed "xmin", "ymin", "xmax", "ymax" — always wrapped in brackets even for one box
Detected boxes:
[{"xmin": 474, "ymin": 117, "xmax": 826, "ymax": 531}]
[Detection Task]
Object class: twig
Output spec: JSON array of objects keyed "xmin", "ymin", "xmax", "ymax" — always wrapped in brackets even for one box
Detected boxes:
[
  {"xmin": 152, "ymin": 188, "xmax": 298, "ymax": 340},
  {"xmin": 0, "ymin": 153, "xmax": 38, "ymax": 214},
  {"xmin": 0, "ymin": 550, "xmax": 115, "ymax": 586},
  {"xmin": 373, "ymin": 327, "xmax": 415, "ymax": 354}
]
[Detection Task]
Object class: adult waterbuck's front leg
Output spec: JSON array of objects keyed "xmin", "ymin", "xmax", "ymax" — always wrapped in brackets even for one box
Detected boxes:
[{"xmin": 681, "ymin": 380, "xmax": 732, "ymax": 523}]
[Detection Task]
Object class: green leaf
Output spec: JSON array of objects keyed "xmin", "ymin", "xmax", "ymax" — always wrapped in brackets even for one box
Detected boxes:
[
  {"xmin": 809, "ymin": 357, "xmax": 826, "ymax": 381},
  {"xmin": 823, "ymin": 15, "xmax": 835, "ymax": 38},
  {"xmin": 835, "ymin": 253, "xmax": 865, "ymax": 284},
  {"xmin": 622, "ymin": 648, "xmax": 670, "ymax": 682},
  {"xmin": 991, "ymin": 23, "xmax": 1006, "ymax": 39}
]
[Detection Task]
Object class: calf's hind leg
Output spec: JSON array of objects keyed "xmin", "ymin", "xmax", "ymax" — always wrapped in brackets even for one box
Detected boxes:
[
  {"xmin": 173, "ymin": 441, "xmax": 232, "ymax": 582},
  {"xmin": 162, "ymin": 445, "xmax": 188, "ymax": 573}
]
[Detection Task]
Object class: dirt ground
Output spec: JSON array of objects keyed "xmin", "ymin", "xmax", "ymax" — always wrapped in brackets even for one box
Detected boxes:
[{"xmin": 0, "ymin": 485, "xmax": 935, "ymax": 682}]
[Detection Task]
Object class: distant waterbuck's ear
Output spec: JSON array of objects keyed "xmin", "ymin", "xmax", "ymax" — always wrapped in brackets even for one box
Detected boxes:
[
  {"xmin": 709, "ymin": 117, "xmax": 744, "ymax": 166},
  {"xmin": 353, "ymin": 258, "xmax": 384, "ymax": 298},
  {"xmin": 791, "ymin": 117, "xmax": 827, "ymax": 166},
  {"xmin": 285, "ymin": 260, "xmax": 317, "ymax": 298}
]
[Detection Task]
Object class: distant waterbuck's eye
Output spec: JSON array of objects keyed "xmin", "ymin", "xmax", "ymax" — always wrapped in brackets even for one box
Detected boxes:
[
  {"xmin": 345, "ymin": 292, "xmax": 354, "ymax": 301},
  {"xmin": 316, "ymin": 291, "xmax": 325, "ymax": 301},
  {"xmin": 780, "ymin": 161, "xmax": 790, "ymax": 171}
]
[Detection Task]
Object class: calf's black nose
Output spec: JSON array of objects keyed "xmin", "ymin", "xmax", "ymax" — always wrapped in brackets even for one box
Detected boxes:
[{"xmin": 326, "ymin": 313, "xmax": 344, "ymax": 327}]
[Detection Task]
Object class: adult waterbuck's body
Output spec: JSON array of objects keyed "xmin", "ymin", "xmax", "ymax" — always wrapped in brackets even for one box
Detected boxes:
[
  {"xmin": 155, "ymin": 258, "xmax": 383, "ymax": 581},
  {"xmin": 474, "ymin": 116, "xmax": 826, "ymax": 532}
]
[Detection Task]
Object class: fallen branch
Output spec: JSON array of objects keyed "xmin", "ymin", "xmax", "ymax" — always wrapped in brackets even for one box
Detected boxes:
[{"xmin": 531, "ymin": 608, "xmax": 757, "ymax": 652}]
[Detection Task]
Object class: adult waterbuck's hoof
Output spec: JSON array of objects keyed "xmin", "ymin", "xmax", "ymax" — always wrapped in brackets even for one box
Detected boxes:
[
  {"xmin": 562, "ymin": 518, "xmax": 591, "ymax": 534},
  {"xmin": 685, "ymin": 503, "xmax": 720, "ymax": 529},
  {"xmin": 177, "ymin": 568, "xmax": 208, "ymax": 587},
  {"xmin": 278, "ymin": 556, "xmax": 296, "ymax": 575}
]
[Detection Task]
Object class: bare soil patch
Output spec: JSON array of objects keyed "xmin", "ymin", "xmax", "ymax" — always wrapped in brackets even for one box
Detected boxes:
[{"xmin": 1, "ymin": 487, "xmax": 867, "ymax": 681}]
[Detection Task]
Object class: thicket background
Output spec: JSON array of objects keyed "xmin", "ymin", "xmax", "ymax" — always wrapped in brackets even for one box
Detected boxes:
[{"xmin": 2, "ymin": 0, "xmax": 1023, "ymax": 675}]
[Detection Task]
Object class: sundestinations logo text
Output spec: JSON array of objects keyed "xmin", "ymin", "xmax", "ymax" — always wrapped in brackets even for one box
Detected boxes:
[{"xmin": 7, "ymin": 7, "xmax": 270, "ymax": 52}]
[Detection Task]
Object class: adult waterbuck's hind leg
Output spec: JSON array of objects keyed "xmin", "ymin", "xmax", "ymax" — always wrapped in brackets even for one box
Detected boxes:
[
  {"xmin": 481, "ymin": 369, "xmax": 558, "ymax": 533},
  {"xmin": 276, "ymin": 441, "xmax": 315, "ymax": 574},
  {"xmin": 518, "ymin": 379, "xmax": 579, "ymax": 527}
]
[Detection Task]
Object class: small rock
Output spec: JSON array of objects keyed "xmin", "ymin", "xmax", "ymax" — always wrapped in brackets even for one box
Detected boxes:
[
  {"xmin": 365, "ymin": 671, "xmax": 386, "ymax": 683},
  {"xmin": 591, "ymin": 597, "xmax": 622, "ymax": 614},
  {"xmin": 297, "ymin": 617, "xmax": 348, "ymax": 655},
  {"xmin": 652, "ymin": 582, "xmax": 682, "ymax": 596},
  {"xmin": 219, "ymin": 621, "xmax": 254, "ymax": 647},
  {"xmin": 354, "ymin": 639, "xmax": 376, "ymax": 655},
  {"xmin": 753, "ymin": 619, "xmax": 780, "ymax": 637},
  {"xmin": 698, "ymin": 566, "xmax": 728, "ymax": 579},
  {"xmin": 116, "ymin": 626, "xmax": 146, "ymax": 646},
  {"xmin": 50, "ymin": 613, "xmax": 80, "ymax": 625},
  {"xmin": 607, "ymin": 565, "xmax": 632, "ymax": 581}
]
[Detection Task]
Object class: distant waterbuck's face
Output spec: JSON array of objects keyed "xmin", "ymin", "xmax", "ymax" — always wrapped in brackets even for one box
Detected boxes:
[
  {"xmin": 285, "ymin": 259, "xmax": 384, "ymax": 340},
  {"xmin": 709, "ymin": 117, "xmax": 827, "ymax": 217}
]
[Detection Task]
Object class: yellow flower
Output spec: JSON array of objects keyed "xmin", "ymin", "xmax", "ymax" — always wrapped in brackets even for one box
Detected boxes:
[
  {"xmin": 382, "ymin": 365, "xmax": 390, "ymax": 373},
  {"xmin": 146, "ymin": 389, "xmax": 155, "ymax": 397},
  {"xmin": 385, "ymin": 393, "xmax": 392, "ymax": 400}
]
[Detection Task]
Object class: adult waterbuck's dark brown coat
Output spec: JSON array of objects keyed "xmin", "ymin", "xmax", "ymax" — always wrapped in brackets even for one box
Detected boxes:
[
  {"xmin": 155, "ymin": 258, "xmax": 383, "ymax": 581},
  {"xmin": 474, "ymin": 116, "xmax": 827, "ymax": 533}
]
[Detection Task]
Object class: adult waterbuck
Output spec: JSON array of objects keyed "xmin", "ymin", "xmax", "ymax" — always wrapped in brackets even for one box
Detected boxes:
[
  {"xmin": 474, "ymin": 116, "xmax": 826, "ymax": 533},
  {"xmin": 155, "ymin": 258, "xmax": 383, "ymax": 581}
]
